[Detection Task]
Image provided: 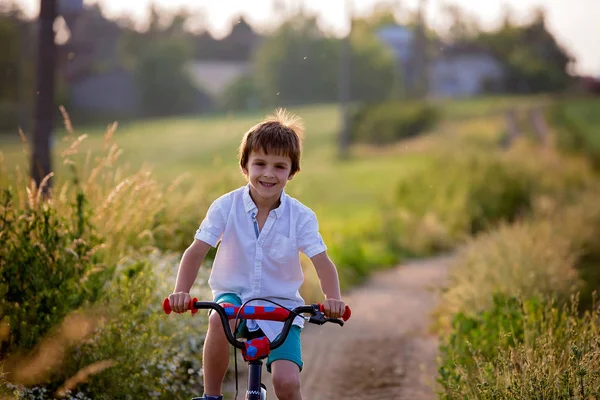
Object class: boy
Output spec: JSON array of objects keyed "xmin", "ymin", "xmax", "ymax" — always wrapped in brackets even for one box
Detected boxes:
[{"xmin": 168, "ymin": 109, "xmax": 347, "ymax": 400}]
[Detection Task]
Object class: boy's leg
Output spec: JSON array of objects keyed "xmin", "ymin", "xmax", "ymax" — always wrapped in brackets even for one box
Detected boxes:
[
  {"xmin": 268, "ymin": 325, "xmax": 303, "ymax": 400},
  {"xmin": 270, "ymin": 360, "xmax": 302, "ymax": 400},
  {"xmin": 202, "ymin": 294, "xmax": 241, "ymax": 397}
]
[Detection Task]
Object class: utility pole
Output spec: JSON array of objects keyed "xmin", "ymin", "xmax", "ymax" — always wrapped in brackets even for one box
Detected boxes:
[
  {"xmin": 338, "ymin": 0, "xmax": 353, "ymax": 159},
  {"xmin": 17, "ymin": 17, "xmax": 29, "ymax": 134},
  {"xmin": 31, "ymin": 0, "xmax": 58, "ymax": 193}
]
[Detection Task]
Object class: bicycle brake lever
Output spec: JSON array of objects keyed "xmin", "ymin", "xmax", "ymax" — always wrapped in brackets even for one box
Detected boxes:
[
  {"xmin": 309, "ymin": 314, "xmax": 328, "ymax": 325},
  {"xmin": 309, "ymin": 313, "xmax": 345, "ymax": 326}
]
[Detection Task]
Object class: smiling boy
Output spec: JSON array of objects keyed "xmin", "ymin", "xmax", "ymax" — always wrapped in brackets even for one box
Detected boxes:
[{"xmin": 168, "ymin": 109, "xmax": 347, "ymax": 400}]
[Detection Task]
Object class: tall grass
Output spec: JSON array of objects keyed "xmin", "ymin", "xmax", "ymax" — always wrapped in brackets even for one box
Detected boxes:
[
  {"xmin": 389, "ymin": 141, "xmax": 595, "ymax": 257},
  {"xmin": 435, "ymin": 168, "xmax": 600, "ymax": 398},
  {"xmin": 0, "ymin": 115, "xmax": 217, "ymax": 398},
  {"xmin": 548, "ymin": 97, "xmax": 600, "ymax": 170},
  {"xmin": 438, "ymin": 293, "xmax": 600, "ymax": 399}
]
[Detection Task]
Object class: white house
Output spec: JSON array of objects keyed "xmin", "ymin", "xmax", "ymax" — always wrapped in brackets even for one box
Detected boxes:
[
  {"xmin": 185, "ymin": 61, "xmax": 251, "ymax": 99},
  {"xmin": 429, "ymin": 45, "xmax": 505, "ymax": 98},
  {"xmin": 376, "ymin": 24, "xmax": 505, "ymax": 98}
]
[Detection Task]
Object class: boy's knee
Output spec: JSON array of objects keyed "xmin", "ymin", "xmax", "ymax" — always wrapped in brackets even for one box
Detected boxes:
[
  {"xmin": 272, "ymin": 373, "xmax": 301, "ymax": 398},
  {"xmin": 208, "ymin": 311, "xmax": 222, "ymax": 328}
]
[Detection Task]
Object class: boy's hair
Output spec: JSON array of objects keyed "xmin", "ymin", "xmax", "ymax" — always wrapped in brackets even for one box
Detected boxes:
[{"xmin": 239, "ymin": 108, "xmax": 304, "ymax": 177}]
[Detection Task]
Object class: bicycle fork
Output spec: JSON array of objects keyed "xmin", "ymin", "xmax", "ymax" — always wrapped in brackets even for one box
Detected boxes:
[{"xmin": 246, "ymin": 361, "xmax": 267, "ymax": 400}]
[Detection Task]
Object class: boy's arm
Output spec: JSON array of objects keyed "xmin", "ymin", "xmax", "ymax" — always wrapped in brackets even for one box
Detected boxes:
[
  {"xmin": 311, "ymin": 251, "xmax": 347, "ymax": 319},
  {"xmin": 169, "ymin": 239, "xmax": 212, "ymax": 313}
]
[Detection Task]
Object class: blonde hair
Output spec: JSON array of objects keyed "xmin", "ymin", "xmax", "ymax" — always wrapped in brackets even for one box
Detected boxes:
[{"xmin": 239, "ymin": 108, "xmax": 304, "ymax": 177}]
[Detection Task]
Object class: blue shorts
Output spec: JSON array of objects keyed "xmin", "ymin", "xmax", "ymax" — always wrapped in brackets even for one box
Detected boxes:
[{"xmin": 215, "ymin": 293, "xmax": 303, "ymax": 373}]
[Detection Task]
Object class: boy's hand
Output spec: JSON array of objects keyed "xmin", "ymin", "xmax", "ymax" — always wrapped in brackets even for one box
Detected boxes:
[
  {"xmin": 168, "ymin": 292, "xmax": 192, "ymax": 313},
  {"xmin": 322, "ymin": 298, "xmax": 347, "ymax": 319}
]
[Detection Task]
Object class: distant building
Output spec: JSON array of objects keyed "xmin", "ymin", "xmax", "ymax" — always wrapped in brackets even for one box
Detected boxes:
[
  {"xmin": 59, "ymin": 4, "xmax": 139, "ymax": 116},
  {"xmin": 59, "ymin": 8, "xmax": 261, "ymax": 117},
  {"xmin": 186, "ymin": 61, "xmax": 251, "ymax": 99},
  {"xmin": 376, "ymin": 24, "xmax": 505, "ymax": 98},
  {"xmin": 375, "ymin": 25, "xmax": 417, "ymax": 93},
  {"xmin": 429, "ymin": 44, "xmax": 505, "ymax": 98}
]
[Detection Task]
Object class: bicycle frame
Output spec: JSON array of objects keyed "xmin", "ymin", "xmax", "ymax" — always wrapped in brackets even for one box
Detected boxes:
[{"xmin": 163, "ymin": 298, "xmax": 351, "ymax": 400}]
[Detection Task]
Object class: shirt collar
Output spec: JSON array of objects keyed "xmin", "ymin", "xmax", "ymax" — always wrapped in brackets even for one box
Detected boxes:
[{"xmin": 243, "ymin": 184, "xmax": 287, "ymax": 218}]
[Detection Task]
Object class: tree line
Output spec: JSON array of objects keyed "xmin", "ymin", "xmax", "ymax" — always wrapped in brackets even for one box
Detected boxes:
[{"xmin": 0, "ymin": 2, "xmax": 575, "ymax": 129}]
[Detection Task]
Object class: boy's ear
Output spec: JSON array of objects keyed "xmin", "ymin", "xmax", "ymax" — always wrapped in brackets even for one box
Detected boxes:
[
  {"xmin": 241, "ymin": 165, "xmax": 248, "ymax": 176},
  {"xmin": 287, "ymin": 173, "xmax": 295, "ymax": 181}
]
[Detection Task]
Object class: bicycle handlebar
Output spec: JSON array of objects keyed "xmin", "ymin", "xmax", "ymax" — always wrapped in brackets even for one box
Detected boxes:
[{"xmin": 162, "ymin": 298, "xmax": 351, "ymax": 351}]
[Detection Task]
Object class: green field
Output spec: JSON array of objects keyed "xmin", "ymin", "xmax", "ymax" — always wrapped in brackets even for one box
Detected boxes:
[
  {"xmin": 1, "ymin": 104, "xmax": 434, "ymax": 231},
  {"xmin": 4, "ymin": 95, "xmax": 591, "ymax": 244}
]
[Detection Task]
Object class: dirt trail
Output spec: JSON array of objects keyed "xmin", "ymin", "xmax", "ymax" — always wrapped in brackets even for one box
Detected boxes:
[{"xmin": 227, "ymin": 255, "xmax": 452, "ymax": 400}]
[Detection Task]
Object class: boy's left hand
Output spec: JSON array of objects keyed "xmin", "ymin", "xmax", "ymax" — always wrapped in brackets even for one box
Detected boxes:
[{"xmin": 322, "ymin": 298, "xmax": 347, "ymax": 319}]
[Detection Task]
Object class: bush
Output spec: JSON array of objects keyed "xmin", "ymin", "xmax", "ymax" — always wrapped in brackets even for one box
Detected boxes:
[
  {"xmin": 321, "ymin": 218, "xmax": 398, "ymax": 288},
  {"xmin": 392, "ymin": 146, "xmax": 595, "ymax": 255},
  {"xmin": 350, "ymin": 101, "xmax": 439, "ymax": 145},
  {"xmin": 548, "ymin": 98, "xmax": 600, "ymax": 170},
  {"xmin": 0, "ymin": 122, "xmax": 215, "ymax": 398},
  {"xmin": 438, "ymin": 294, "xmax": 600, "ymax": 400},
  {"xmin": 0, "ymin": 101, "xmax": 20, "ymax": 133},
  {"xmin": 220, "ymin": 75, "xmax": 261, "ymax": 112},
  {"xmin": 0, "ymin": 188, "xmax": 103, "ymax": 358},
  {"xmin": 434, "ymin": 220, "xmax": 582, "ymax": 329}
]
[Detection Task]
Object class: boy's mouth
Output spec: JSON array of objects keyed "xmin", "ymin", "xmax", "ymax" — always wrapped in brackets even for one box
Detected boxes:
[{"xmin": 259, "ymin": 181, "xmax": 276, "ymax": 188}]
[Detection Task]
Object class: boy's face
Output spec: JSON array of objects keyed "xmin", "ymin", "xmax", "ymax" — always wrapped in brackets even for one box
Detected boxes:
[{"xmin": 242, "ymin": 149, "xmax": 293, "ymax": 204}]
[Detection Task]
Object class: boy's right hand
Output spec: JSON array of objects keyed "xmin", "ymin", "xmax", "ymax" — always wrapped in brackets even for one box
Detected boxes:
[{"xmin": 168, "ymin": 292, "xmax": 192, "ymax": 313}]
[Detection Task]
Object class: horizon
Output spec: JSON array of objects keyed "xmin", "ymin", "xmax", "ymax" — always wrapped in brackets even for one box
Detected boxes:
[{"xmin": 13, "ymin": 0, "xmax": 600, "ymax": 76}]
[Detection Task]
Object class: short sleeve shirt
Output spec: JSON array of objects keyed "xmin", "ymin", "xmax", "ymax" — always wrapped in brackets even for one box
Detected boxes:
[{"xmin": 194, "ymin": 184, "xmax": 327, "ymax": 340}]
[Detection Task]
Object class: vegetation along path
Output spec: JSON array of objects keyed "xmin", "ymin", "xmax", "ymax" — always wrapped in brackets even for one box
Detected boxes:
[{"xmin": 227, "ymin": 255, "xmax": 452, "ymax": 399}]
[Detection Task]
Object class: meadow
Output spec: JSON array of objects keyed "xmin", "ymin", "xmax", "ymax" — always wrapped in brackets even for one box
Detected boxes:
[{"xmin": 2, "ymin": 95, "xmax": 600, "ymax": 399}]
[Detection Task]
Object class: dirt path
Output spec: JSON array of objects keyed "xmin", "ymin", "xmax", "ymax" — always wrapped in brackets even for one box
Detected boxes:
[{"xmin": 227, "ymin": 255, "xmax": 452, "ymax": 400}]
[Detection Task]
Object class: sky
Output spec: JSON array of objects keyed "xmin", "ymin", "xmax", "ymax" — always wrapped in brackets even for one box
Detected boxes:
[{"xmin": 16, "ymin": 0, "xmax": 600, "ymax": 76}]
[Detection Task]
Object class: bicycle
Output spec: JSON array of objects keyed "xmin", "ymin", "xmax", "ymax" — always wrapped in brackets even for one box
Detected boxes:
[{"xmin": 163, "ymin": 297, "xmax": 351, "ymax": 400}]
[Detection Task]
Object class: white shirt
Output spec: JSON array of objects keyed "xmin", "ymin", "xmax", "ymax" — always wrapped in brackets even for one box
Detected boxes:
[{"xmin": 194, "ymin": 184, "xmax": 327, "ymax": 341}]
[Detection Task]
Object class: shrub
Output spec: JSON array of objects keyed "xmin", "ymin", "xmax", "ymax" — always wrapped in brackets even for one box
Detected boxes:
[
  {"xmin": 350, "ymin": 101, "xmax": 440, "ymax": 145},
  {"xmin": 438, "ymin": 294, "xmax": 600, "ymax": 399},
  {"xmin": 434, "ymin": 220, "xmax": 582, "ymax": 329},
  {"xmin": 220, "ymin": 75, "xmax": 261, "ymax": 112},
  {"xmin": 0, "ymin": 101, "xmax": 20, "ymax": 133},
  {"xmin": 321, "ymin": 219, "xmax": 398, "ymax": 288},
  {"xmin": 548, "ymin": 98, "xmax": 600, "ymax": 170},
  {"xmin": 0, "ymin": 120, "xmax": 214, "ymax": 398},
  {"xmin": 0, "ymin": 187, "xmax": 103, "ymax": 358},
  {"xmin": 393, "ymin": 145, "xmax": 595, "ymax": 255}
]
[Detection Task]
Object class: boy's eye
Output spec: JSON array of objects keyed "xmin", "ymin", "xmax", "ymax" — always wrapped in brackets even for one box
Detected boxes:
[
  {"xmin": 254, "ymin": 162, "xmax": 264, "ymax": 166},
  {"xmin": 276, "ymin": 165, "xmax": 286, "ymax": 169}
]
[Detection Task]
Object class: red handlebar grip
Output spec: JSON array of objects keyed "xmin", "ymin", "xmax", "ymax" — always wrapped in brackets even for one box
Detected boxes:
[
  {"xmin": 163, "ymin": 297, "xmax": 172, "ymax": 314},
  {"xmin": 318, "ymin": 303, "xmax": 352, "ymax": 321},
  {"xmin": 190, "ymin": 298, "xmax": 198, "ymax": 315},
  {"xmin": 162, "ymin": 297, "xmax": 198, "ymax": 315}
]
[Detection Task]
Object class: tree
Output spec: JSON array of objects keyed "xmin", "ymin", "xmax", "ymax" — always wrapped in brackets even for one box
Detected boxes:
[
  {"xmin": 118, "ymin": 5, "xmax": 202, "ymax": 116},
  {"xmin": 253, "ymin": 12, "xmax": 399, "ymax": 106},
  {"xmin": 441, "ymin": 3, "xmax": 481, "ymax": 42},
  {"xmin": 475, "ymin": 7, "xmax": 574, "ymax": 93},
  {"xmin": 0, "ymin": 3, "xmax": 34, "ymax": 133},
  {"xmin": 253, "ymin": 15, "xmax": 339, "ymax": 106},
  {"xmin": 133, "ymin": 38, "xmax": 198, "ymax": 116},
  {"xmin": 349, "ymin": 19, "xmax": 400, "ymax": 102}
]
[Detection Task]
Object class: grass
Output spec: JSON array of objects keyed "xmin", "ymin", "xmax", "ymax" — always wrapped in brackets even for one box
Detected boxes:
[
  {"xmin": 0, "ymin": 103, "xmax": 433, "ymax": 232},
  {"xmin": 555, "ymin": 97, "xmax": 600, "ymax": 148},
  {"xmin": 4, "ymin": 94, "xmax": 600, "ymax": 398},
  {"xmin": 432, "ymin": 94, "xmax": 553, "ymax": 120}
]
